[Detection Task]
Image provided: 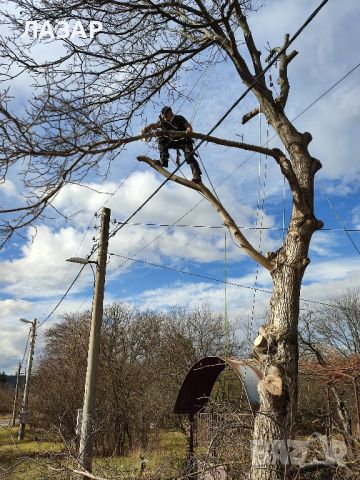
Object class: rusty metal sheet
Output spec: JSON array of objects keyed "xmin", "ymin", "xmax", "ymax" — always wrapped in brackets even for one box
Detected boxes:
[
  {"xmin": 174, "ymin": 356, "xmax": 262, "ymax": 415},
  {"xmin": 224, "ymin": 357, "xmax": 262, "ymax": 411}
]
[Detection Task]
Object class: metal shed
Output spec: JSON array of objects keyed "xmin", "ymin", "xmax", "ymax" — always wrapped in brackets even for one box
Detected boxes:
[{"xmin": 174, "ymin": 356, "xmax": 263, "ymax": 415}]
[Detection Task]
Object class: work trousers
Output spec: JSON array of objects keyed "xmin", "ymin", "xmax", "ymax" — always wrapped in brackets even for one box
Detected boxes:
[{"xmin": 158, "ymin": 136, "xmax": 196, "ymax": 165}]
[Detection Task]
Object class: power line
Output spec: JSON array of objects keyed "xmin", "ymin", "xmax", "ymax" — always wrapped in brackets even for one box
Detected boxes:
[
  {"xmin": 321, "ymin": 188, "xmax": 360, "ymax": 256},
  {"xmin": 111, "ymin": 220, "xmax": 360, "ymax": 233},
  {"xmin": 37, "ymin": 264, "xmax": 87, "ymax": 329},
  {"xmin": 37, "ymin": 54, "xmax": 358, "ymax": 328},
  {"xmin": 108, "ymin": 51, "xmax": 360, "ymax": 272},
  {"xmin": 35, "ymin": 0, "xmax": 331, "ymax": 326},
  {"xmin": 292, "ymin": 61, "xmax": 360, "ymax": 122},
  {"xmin": 108, "ymin": 252, "xmax": 344, "ymax": 310},
  {"xmin": 106, "ymin": 0, "xmax": 329, "ymax": 243}
]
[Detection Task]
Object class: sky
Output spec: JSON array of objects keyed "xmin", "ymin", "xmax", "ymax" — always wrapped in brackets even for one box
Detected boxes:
[{"xmin": 0, "ymin": 0, "xmax": 360, "ymax": 374}]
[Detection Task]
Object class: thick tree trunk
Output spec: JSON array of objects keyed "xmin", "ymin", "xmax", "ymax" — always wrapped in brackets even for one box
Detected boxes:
[
  {"xmin": 251, "ymin": 266, "xmax": 302, "ymax": 479},
  {"xmin": 250, "ymin": 103, "xmax": 322, "ymax": 479}
]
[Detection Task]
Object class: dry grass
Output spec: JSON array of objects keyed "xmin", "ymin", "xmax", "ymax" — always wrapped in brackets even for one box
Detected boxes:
[{"xmin": 0, "ymin": 427, "xmax": 188, "ymax": 479}]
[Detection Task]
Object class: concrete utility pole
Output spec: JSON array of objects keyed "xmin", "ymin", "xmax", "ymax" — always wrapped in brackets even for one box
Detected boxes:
[
  {"xmin": 78, "ymin": 207, "xmax": 110, "ymax": 475},
  {"xmin": 11, "ymin": 362, "xmax": 21, "ymax": 427},
  {"xmin": 18, "ymin": 319, "xmax": 37, "ymax": 440}
]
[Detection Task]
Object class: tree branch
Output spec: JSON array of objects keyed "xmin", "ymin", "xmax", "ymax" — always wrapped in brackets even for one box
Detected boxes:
[
  {"xmin": 242, "ymin": 105, "xmax": 260, "ymax": 125},
  {"xmin": 265, "ymin": 34, "xmax": 298, "ymax": 108},
  {"xmin": 233, "ymin": 0, "xmax": 264, "ymax": 80},
  {"xmin": 142, "ymin": 129, "xmax": 281, "ymax": 159},
  {"xmin": 271, "ymin": 148, "xmax": 311, "ymax": 217},
  {"xmin": 137, "ymin": 155, "xmax": 275, "ymax": 271}
]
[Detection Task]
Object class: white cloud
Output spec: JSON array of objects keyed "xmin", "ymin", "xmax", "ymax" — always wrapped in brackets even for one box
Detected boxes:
[
  {"xmin": 51, "ymin": 173, "xmax": 281, "ymax": 264},
  {"xmin": 304, "ymin": 256, "xmax": 360, "ymax": 284},
  {"xmin": 0, "ymin": 179, "xmax": 18, "ymax": 199},
  {"xmin": 0, "ymin": 298, "xmax": 33, "ymax": 320},
  {"xmin": 1, "ymin": 0, "xmax": 360, "ymax": 374},
  {"xmin": 309, "ymin": 231, "xmax": 341, "ymax": 257},
  {"xmin": 0, "ymin": 225, "xmax": 94, "ymax": 297}
]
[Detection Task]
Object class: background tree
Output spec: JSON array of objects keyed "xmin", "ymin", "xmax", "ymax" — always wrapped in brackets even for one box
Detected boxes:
[
  {"xmin": 32, "ymin": 303, "xmax": 239, "ymax": 457},
  {"xmin": 0, "ymin": 383, "xmax": 13, "ymax": 415},
  {"xmin": 298, "ymin": 289, "xmax": 360, "ymax": 452},
  {"xmin": 0, "ymin": 1, "xmax": 328, "ymax": 478},
  {"xmin": 300, "ymin": 290, "xmax": 360, "ymax": 359}
]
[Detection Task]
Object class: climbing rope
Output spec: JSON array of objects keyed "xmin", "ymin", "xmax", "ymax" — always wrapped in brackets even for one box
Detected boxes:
[{"xmin": 224, "ymin": 230, "xmax": 229, "ymax": 356}]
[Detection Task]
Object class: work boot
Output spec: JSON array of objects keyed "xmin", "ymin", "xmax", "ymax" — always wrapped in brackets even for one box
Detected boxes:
[
  {"xmin": 190, "ymin": 162, "xmax": 202, "ymax": 183},
  {"xmin": 153, "ymin": 159, "xmax": 168, "ymax": 168},
  {"xmin": 160, "ymin": 157, "xmax": 169, "ymax": 168}
]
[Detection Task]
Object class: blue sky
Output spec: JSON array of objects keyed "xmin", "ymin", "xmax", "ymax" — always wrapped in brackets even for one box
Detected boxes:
[{"xmin": 1, "ymin": 0, "xmax": 360, "ymax": 373}]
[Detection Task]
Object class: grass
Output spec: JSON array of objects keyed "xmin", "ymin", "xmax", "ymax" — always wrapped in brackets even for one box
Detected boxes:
[
  {"xmin": 0, "ymin": 426, "xmax": 188, "ymax": 479},
  {"xmin": 0, "ymin": 425, "xmax": 65, "ymax": 479},
  {"xmin": 92, "ymin": 430, "xmax": 188, "ymax": 478}
]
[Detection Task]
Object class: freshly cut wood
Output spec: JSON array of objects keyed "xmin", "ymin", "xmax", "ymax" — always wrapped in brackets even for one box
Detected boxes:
[
  {"xmin": 254, "ymin": 335, "xmax": 268, "ymax": 350},
  {"xmin": 262, "ymin": 375, "xmax": 282, "ymax": 397},
  {"xmin": 261, "ymin": 367, "xmax": 283, "ymax": 397}
]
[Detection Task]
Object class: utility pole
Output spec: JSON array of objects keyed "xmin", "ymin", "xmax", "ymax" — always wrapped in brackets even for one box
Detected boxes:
[
  {"xmin": 18, "ymin": 319, "xmax": 37, "ymax": 440},
  {"xmin": 78, "ymin": 207, "xmax": 110, "ymax": 475},
  {"xmin": 11, "ymin": 362, "xmax": 21, "ymax": 427}
]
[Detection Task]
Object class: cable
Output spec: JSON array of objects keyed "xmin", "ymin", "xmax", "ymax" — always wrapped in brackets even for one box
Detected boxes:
[
  {"xmin": 223, "ymin": 230, "xmax": 229, "ymax": 355},
  {"xmin": 19, "ymin": 329, "xmax": 31, "ymax": 371},
  {"xmin": 249, "ymin": 110, "xmax": 268, "ymax": 349},
  {"xmin": 321, "ymin": 188, "xmax": 360, "ymax": 256},
  {"xmin": 111, "ymin": 220, "xmax": 360, "ymax": 232},
  {"xmin": 33, "ymin": 0, "xmax": 333, "ymax": 327},
  {"xmin": 108, "ymin": 56, "xmax": 360, "ymax": 307},
  {"xmin": 197, "ymin": 151, "xmax": 221, "ymax": 203},
  {"xmin": 37, "ymin": 263, "xmax": 87, "ymax": 329},
  {"xmin": 106, "ymin": 0, "xmax": 329, "ymax": 244},
  {"xmin": 108, "ymin": 252, "xmax": 348, "ymax": 310},
  {"xmin": 292, "ymin": 61, "xmax": 360, "ymax": 122}
]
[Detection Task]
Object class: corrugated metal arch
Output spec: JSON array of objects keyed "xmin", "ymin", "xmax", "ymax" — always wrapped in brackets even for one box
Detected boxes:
[{"xmin": 174, "ymin": 356, "xmax": 263, "ymax": 416}]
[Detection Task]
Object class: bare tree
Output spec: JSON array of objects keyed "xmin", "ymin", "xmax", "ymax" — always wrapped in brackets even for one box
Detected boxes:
[
  {"xmin": 0, "ymin": 1, "xmax": 328, "ymax": 478},
  {"xmin": 32, "ymin": 303, "xmax": 237, "ymax": 459},
  {"xmin": 299, "ymin": 290, "xmax": 360, "ymax": 451},
  {"xmin": 300, "ymin": 290, "xmax": 360, "ymax": 359}
]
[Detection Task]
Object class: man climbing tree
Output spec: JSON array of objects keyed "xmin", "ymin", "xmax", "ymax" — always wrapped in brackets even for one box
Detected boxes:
[
  {"xmin": 0, "ymin": 1, "xmax": 330, "ymax": 479},
  {"xmin": 142, "ymin": 106, "xmax": 202, "ymax": 183}
]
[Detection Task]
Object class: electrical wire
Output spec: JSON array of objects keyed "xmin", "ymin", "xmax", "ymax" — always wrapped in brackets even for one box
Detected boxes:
[
  {"xmin": 110, "ymin": 220, "xmax": 360, "ymax": 232},
  {"xmin": 19, "ymin": 329, "xmax": 31, "ymax": 372},
  {"xmin": 249, "ymin": 109, "xmax": 268, "ymax": 349},
  {"xmin": 108, "ymin": 252, "xmax": 348, "ymax": 311},
  {"xmin": 321, "ymin": 188, "xmax": 360, "ymax": 256},
  {"xmin": 106, "ymin": 0, "xmax": 330, "ymax": 244},
  {"xmin": 223, "ymin": 230, "xmax": 229, "ymax": 355},
  {"xmin": 37, "ymin": 263, "xmax": 87, "ymax": 329},
  {"xmin": 292, "ymin": 61, "xmax": 360, "ymax": 122},
  {"xmin": 36, "ymin": 54, "xmax": 358, "ymax": 329},
  {"xmin": 33, "ymin": 0, "xmax": 332, "ymax": 328}
]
